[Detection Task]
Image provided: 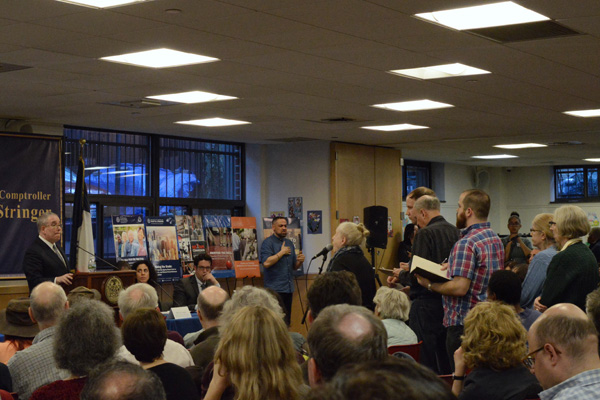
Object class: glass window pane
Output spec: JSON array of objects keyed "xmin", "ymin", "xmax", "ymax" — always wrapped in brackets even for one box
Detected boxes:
[
  {"xmin": 588, "ymin": 168, "xmax": 598, "ymax": 197},
  {"xmin": 103, "ymin": 206, "xmax": 149, "ymax": 260},
  {"xmin": 404, "ymin": 164, "xmax": 430, "ymax": 197},
  {"xmin": 159, "ymin": 206, "xmax": 189, "ymax": 216},
  {"xmin": 556, "ymin": 168, "xmax": 584, "ymax": 199}
]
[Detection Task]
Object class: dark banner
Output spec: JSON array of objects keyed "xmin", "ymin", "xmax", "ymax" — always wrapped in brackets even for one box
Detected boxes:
[{"xmin": 0, "ymin": 134, "xmax": 62, "ymax": 277}]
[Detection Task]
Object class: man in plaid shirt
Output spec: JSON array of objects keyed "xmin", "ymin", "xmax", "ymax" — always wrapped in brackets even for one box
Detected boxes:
[{"xmin": 416, "ymin": 189, "xmax": 503, "ymax": 368}]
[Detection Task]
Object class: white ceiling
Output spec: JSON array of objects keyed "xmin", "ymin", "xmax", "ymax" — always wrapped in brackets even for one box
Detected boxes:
[{"xmin": 1, "ymin": 0, "xmax": 600, "ymax": 166}]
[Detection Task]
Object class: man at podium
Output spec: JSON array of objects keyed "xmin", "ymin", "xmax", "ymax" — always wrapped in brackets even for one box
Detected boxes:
[{"xmin": 22, "ymin": 212, "xmax": 73, "ymax": 292}]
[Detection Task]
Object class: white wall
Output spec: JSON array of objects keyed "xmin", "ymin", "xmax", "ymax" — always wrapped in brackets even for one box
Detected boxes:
[{"xmin": 245, "ymin": 141, "xmax": 331, "ymax": 266}]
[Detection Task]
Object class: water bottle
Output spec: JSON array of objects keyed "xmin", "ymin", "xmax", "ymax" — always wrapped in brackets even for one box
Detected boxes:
[{"xmin": 88, "ymin": 257, "xmax": 96, "ymax": 273}]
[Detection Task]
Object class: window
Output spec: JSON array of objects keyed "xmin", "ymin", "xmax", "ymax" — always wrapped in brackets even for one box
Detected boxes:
[
  {"xmin": 554, "ymin": 166, "xmax": 599, "ymax": 201},
  {"xmin": 64, "ymin": 127, "xmax": 245, "ymax": 265},
  {"xmin": 403, "ymin": 160, "xmax": 431, "ymax": 199}
]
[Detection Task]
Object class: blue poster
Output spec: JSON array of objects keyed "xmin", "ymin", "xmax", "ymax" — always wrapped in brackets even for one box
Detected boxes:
[
  {"xmin": 0, "ymin": 135, "xmax": 62, "ymax": 276},
  {"xmin": 145, "ymin": 216, "xmax": 182, "ymax": 283},
  {"xmin": 111, "ymin": 215, "xmax": 146, "ymax": 263}
]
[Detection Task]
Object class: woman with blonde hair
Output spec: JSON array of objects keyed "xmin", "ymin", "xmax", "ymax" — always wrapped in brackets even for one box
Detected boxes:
[
  {"xmin": 520, "ymin": 213, "xmax": 557, "ymax": 309},
  {"xmin": 327, "ymin": 222, "xmax": 376, "ymax": 310},
  {"xmin": 373, "ymin": 286, "xmax": 417, "ymax": 346},
  {"xmin": 205, "ymin": 305, "xmax": 307, "ymax": 400},
  {"xmin": 535, "ymin": 205, "xmax": 600, "ymax": 312},
  {"xmin": 452, "ymin": 302, "xmax": 542, "ymax": 400}
]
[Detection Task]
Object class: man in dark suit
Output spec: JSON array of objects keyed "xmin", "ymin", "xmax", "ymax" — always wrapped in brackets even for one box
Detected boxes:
[
  {"xmin": 173, "ymin": 254, "xmax": 220, "ymax": 310},
  {"xmin": 22, "ymin": 212, "xmax": 73, "ymax": 292}
]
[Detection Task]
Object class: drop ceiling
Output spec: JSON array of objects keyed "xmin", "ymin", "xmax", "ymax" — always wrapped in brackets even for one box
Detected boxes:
[{"xmin": 1, "ymin": 0, "xmax": 600, "ymax": 166}]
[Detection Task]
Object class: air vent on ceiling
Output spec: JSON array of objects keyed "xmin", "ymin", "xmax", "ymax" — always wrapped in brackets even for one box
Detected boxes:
[
  {"xmin": 100, "ymin": 99, "xmax": 177, "ymax": 109},
  {"xmin": 266, "ymin": 137, "xmax": 317, "ymax": 143},
  {"xmin": 466, "ymin": 20, "xmax": 581, "ymax": 43},
  {"xmin": 0, "ymin": 63, "xmax": 32, "ymax": 73}
]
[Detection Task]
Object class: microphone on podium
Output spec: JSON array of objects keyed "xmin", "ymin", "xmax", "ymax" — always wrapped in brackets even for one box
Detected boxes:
[{"xmin": 311, "ymin": 244, "xmax": 333, "ymax": 260}]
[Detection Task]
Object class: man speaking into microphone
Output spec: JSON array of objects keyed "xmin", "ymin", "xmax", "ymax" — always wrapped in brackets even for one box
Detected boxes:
[{"xmin": 260, "ymin": 216, "xmax": 305, "ymax": 326}]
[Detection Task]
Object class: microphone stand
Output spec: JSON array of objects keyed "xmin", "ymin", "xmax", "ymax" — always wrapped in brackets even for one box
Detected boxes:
[
  {"xmin": 75, "ymin": 244, "xmax": 119, "ymax": 271},
  {"xmin": 150, "ymin": 279, "xmax": 182, "ymax": 309},
  {"xmin": 301, "ymin": 254, "xmax": 328, "ymax": 326}
]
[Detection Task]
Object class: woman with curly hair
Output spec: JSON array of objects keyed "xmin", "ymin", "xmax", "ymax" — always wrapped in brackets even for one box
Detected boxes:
[
  {"xmin": 205, "ymin": 305, "xmax": 307, "ymax": 400},
  {"xmin": 452, "ymin": 301, "xmax": 542, "ymax": 400}
]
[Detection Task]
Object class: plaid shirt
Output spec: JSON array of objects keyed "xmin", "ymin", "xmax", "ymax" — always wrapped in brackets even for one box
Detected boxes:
[
  {"xmin": 540, "ymin": 368, "xmax": 600, "ymax": 400},
  {"xmin": 442, "ymin": 222, "xmax": 504, "ymax": 327}
]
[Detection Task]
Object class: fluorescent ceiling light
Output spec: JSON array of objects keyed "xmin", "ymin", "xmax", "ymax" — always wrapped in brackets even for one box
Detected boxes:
[
  {"xmin": 494, "ymin": 143, "xmax": 547, "ymax": 149},
  {"xmin": 584, "ymin": 158, "xmax": 600, "ymax": 162},
  {"xmin": 361, "ymin": 124, "xmax": 429, "ymax": 131},
  {"xmin": 472, "ymin": 154, "xmax": 518, "ymax": 159},
  {"xmin": 176, "ymin": 118, "xmax": 250, "ymax": 127},
  {"xmin": 101, "ymin": 49, "xmax": 219, "ymax": 68},
  {"xmin": 56, "ymin": 0, "xmax": 148, "ymax": 8},
  {"xmin": 564, "ymin": 109, "xmax": 600, "ymax": 117},
  {"xmin": 415, "ymin": 1, "xmax": 549, "ymax": 30},
  {"xmin": 389, "ymin": 63, "xmax": 490, "ymax": 80},
  {"xmin": 147, "ymin": 91, "xmax": 236, "ymax": 104},
  {"xmin": 372, "ymin": 100, "xmax": 453, "ymax": 112}
]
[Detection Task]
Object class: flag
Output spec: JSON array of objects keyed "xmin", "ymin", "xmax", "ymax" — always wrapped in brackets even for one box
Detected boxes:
[{"xmin": 69, "ymin": 156, "xmax": 94, "ymax": 272}]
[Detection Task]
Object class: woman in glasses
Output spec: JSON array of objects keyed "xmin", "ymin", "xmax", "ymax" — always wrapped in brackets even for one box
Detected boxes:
[
  {"xmin": 451, "ymin": 302, "xmax": 542, "ymax": 400},
  {"xmin": 535, "ymin": 205, "xmax": 600, "ymax": 312},
  {"xmin": 520, "ymin": 213, "xmax": 557, "ymax": 309}
]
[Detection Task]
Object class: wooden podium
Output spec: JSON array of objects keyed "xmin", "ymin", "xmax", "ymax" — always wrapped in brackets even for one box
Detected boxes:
[{"xmin": 64, "ymin": 270, "xmax": 136, "ymax": 307}]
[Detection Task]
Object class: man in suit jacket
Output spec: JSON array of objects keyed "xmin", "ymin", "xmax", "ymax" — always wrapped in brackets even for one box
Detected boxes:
[
  {"xmin": 22, "ymin": 212, "xmax": 73, "ymax": 292},
  {"xmin": 173, "ymin": 254, "xmax": 220, "ymax": 310}
]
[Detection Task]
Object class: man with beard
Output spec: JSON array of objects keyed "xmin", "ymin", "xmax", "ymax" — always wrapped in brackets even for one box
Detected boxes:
[
  {"xmin": 416, "ymin": 189, "xmax": 503, "ymax": 367},
  {"xmin": 260, "ymin": 216, "xmax": 305, "ymax": 325}
]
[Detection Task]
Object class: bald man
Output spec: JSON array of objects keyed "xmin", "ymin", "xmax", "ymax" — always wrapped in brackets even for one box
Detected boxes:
[{"xmin": 526, "ymin": 303, "xmax": 600, "ymax": 399}]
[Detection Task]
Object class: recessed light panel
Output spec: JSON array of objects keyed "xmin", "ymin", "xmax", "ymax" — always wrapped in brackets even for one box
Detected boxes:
[
  {"xmin": 389, "ymin": 63, "xmax": 490, "ymax": 80},
  {"xmin": 415, "ymin": 1, "xmax": 549, "ymax": 30},
  {"xmin": 564, "ymin": 109, "xmax": 600, "ymax": 118},
  {"xmin": 494, "ymin": 143, "xmax": 547, "ymax": 149},
  {"xmin": 584, "ymin": 158, "xmax": 600, "ymax": 162},
  {"xmin": 361, "ymin": 124, "xmax": 429, "ymax": 131},
  {"xmin": 176, "ymin": 118, "xmax": 250, "ymax": 127},
  {"xmin": 101, "ymin": 49, "xmax": 219, "ymax": 68},
  {"xmin": 372, "ymin": 100, "xmax": 453, "ymax": 112},
  {"xmin": 472, "ymin": 154, "xmax": 518, "ymax": 159},
  {"xmin": 147, "ymin": 91, "xmax": 237, "ymax": 104},
  {"xmin": 57, "ymin": 0, "xmax": 148, "ymax": 8}
]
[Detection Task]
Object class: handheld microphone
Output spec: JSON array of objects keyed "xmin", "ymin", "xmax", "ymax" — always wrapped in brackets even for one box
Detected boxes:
[
  {"xmin": 311, "ymin": 244, "xmax": 333, "ymax": 260},
  {"xmin": 75, "ymin": 244, "xmax": 119, "ymax": 271}
]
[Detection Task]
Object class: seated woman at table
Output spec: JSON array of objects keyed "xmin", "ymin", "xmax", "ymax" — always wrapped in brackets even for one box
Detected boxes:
[
  {"xmin": 327, "ymin": 222, "xmax": 376, "ymax": 310},
  {"xmin": 535, "ymin": 205, "xmax": 600, "ymax": 312},
  {"xmin": 122, "ymin": 308, "xmax": 199, "ymax": 400}
]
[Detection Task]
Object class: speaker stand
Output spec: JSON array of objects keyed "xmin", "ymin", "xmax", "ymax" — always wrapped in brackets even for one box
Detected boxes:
[{"xmin": 367, "ymin": 246, "xmax": 383, "ymax": 287}]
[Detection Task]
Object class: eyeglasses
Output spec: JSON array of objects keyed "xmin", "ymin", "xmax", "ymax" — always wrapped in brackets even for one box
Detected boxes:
[
  {"xmin": 549, "ymin": 221, "xmax": 556, "ymax": 227},
  {"xmin": 522, "ymin": 346, "xmax": 544, "ymax": 369},
  {"xmin": 196, "ymin": 266, "xmax": 212, "ymax": 271},
  {"xmin": 46, "ymin": 222, "xmax": 62, "ymax": 229}
]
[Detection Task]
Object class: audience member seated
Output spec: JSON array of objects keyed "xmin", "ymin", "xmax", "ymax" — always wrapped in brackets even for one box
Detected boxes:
[
  {"xmin": 502, "ymin": 212, "xmax": 532, "ymax": 264},
  {"xmin": 306, "ymin": 271, "xmax": 362, "ymax": 324},
  {"xmin": 327, "ymin": 222, "xmax": 377, "ymax": 310},
  {"xmin": 204, "ymin": 305, "xmax": 308, "ymax": 400},
  {"xmin": 121, "ymin": 308, "xmax": 198, "ymax": 400},
  {"xmin": 509, "ymin": 263, "xmax": 529, "ymax": 282},
  {"xmin": 188, "ymin": 286, "xmax": 229, "ymax": 374},
  {"xmin": 66, "ymin": 286, "xmax": 101, "ymax": 306},
  {"xmin": 173, "ymin": 254, "xmax": 220, "ymax": 311},
  {"xmin": 264, "ymin": 288, "xmax": 307, "ymax": 353},
  {"xmin": 586, "ymin": 287, "xmax": 600, "ymax": 354},
  {"xmin": 527, "ymin": 303, "xmax": 600, "ymax": 399},
  {"xmin": 116, "ymin": 283, "xmax": 192, "ymax": 366},
  {"xmin": 372, "ymin": 286, "xmax": 417, "ymax": 346},
  {"xmin": 81, "ymin": 360, "xmax": 166, "ymax": 400},
  {"xmin": 452, "ymin": 301, "xmax": 542, "ymax": 400},
  {"xmin": 488, "ymin": 270, "xmax": 541, "ymax": 331},
  {"xmin": 520, "ymin": 213, "xmax": 557, "ymax": 309},
  {"xmin": 0, "ymin": 363, "xmax": 11, "ymax": 393},
  {"xmin": 588, "ymin": 226, "xmax": 600, "ymax": 264},
  {"xmin": 535, "ymin": 205, "xmax": 600, "ymax": 312},
  {"xmin": 8, "ymin": 282, "xmax": 69, "ymax": 400},
  {"xmin": 0, "ymin": 298, "xmax": 38, "ymax": 364},
  {"xmin": 307, "ymin": 304, "xmax": 388, "ymax": 387},
  {"xmin": 306, "ymin": 358, "xmax": 455, "ymax": 400},
  {"xmin": 30, "ymin": 299, "xmax": 120, "ymax": 400}
]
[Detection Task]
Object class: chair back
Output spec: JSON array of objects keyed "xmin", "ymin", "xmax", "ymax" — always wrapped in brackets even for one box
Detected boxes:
[{"xmin": 387, "ymin": 340, "xmax": 422, "ymax": 361}]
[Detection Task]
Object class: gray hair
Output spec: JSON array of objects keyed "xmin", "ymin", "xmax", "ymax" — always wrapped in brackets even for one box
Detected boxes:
[
  {"xmin": 36, "ymin": 212, "xmax": 58, "ymax": 232},
  {"xmin": 414, "ymin": 195, "xmax": 440, "ymax": 212},
  {"xmin": 307, "ymin": 304, "xmax": 388, "ymax": 381},
  {"xmin": 81, "ymin": 360, "xmax": 166, "ymax": 400},
  {"xmin": 30, "ymin": 282, "xmax": 68, "ymax": 328},
  {"xmin": 54, "ymin": 299, "xmax": 120, "ymax": 376},
  {"xmin": 373, "ymin": 286, "xmax": 410, "ymax": 321},
  {"xmin": 220, "ymin": 286, "xmax": 284, "ymax": 329},
  {"xmin": 118, "ymin": 283, "xmax": 159, "ymax": 319}
]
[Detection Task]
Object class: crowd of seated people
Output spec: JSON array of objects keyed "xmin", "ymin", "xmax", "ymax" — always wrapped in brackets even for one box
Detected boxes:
[{"xmin": 4, "ymin": 192, "xmax": 600, "ymax": 399}]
